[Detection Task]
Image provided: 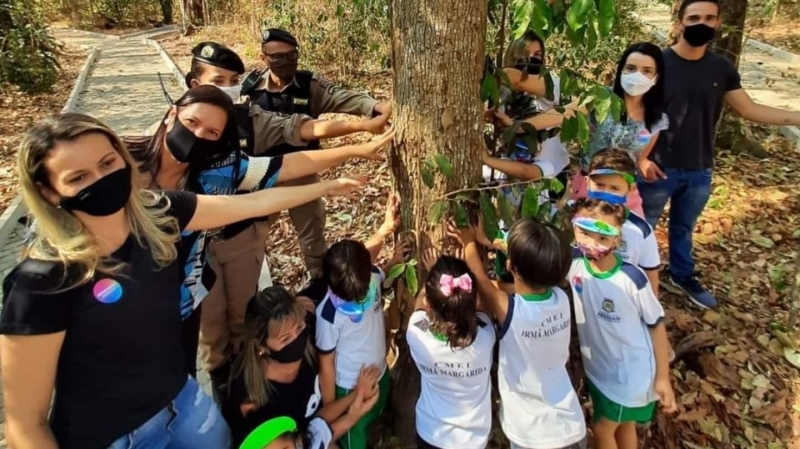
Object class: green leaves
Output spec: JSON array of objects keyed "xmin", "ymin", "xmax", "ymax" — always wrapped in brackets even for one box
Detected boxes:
[
  {"xmin": 405, "ymin": 264, "xmax": 419, "ymax": 296},
  {"xmin": 421, "ymin": 164, "xmax": 435, "ymax": 189},
  {"xmin": 386, "ymin": 262, "xmax": 419, "ymax": 296},
  {"xmin": 481, "ymin": 72, "xmax": 500, "ymax": 104},
  {"xmin": 566, "ymin": 0, "xmax": 593, "ymax": 32},
  {"xmin": 521, "ymin": 185, "xmax": 541, "ymax": 219},
  {"xmin": 454, "ymin": 202, "xmax": 470, "ymax": 228},
  {"xmin": 386, "ymin": 263, "xmax": 406, "ymax": 282},
  {"xmin": 479, "ymin": 193, "xmax": 500, "ymax": 245},
  {"xmin": 497, "ymin": 192, "xmax": 515, "ymax": 225},
  {"xmin": 531, "ymin": 0, "xmax": 554, "ymax": 39},
  {"xmin": 597, "ymin": 0, "xmax": 616, "ymax": 36},
  {"xmin": 428, "ymin": 201, "xmax": 449, "ymax": 223},
  {"xmin": 433, "ymin": 154, "xmax": 454, "ymax": 178},
  {"xmin": 511, "ymin": 0, "xmax": 534, "ymax": 39}
]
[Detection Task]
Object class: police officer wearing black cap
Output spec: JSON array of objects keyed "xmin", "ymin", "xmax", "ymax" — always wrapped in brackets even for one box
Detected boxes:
[{"xmin": 241, "ymin": 28, "xmax": 392, "ymax": 274}]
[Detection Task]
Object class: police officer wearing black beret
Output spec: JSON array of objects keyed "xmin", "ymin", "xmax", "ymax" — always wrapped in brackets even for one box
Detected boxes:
[{"xmin": 242, "ymin": 28, "xmax": 392, "ymax": 272}]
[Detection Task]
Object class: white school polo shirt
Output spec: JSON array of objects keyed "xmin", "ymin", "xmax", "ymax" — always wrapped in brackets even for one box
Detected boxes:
[
  {"xmin": 618, "ymin": 211, "xmax": 661, "ymax": 271},
  {"xmin": 497, "ymin": 288, "xmax": 586, "ymax": 448},
  {"xmin": 407, "ymin": 310, "xmax": 495, "ymax": 449},
  {"xmin": 315, "ymin": 267, "xmax": 387, "ymax": 389},
  {"xmin": 568, "ymin": 252, "xmax": 665, "ymax": 407}
]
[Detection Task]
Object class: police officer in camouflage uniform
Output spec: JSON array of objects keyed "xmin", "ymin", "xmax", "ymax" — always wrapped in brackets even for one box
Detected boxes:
[{"xmin": 243, "ymin": 28, "xmax": 392, "ymax": 275}]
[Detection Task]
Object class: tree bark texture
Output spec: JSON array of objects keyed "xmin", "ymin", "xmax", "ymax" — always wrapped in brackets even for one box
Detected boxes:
[
  {"xmin": 388, "ymin": 0, "xmax": 487, "ymax": 445},
  {"xmin": 667, "ymin": 0, "xmax": 681, "ymax": 45},
  {"xmin": 713, "ymin": 0, "xmax": 748, "ymax": 68}
]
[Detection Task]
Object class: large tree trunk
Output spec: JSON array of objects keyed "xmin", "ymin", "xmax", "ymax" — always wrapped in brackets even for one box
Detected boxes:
[
  {"xmin": 184, "ymin": 0, "xmax": 204, "ymax": 25},
  {"xmin": 388, "ymin": 0, "xmax": 487, "ymax": 445},
  {"xmin": 711, "ymin": 0, "xmax": 766, "ymax": 156},
  {"xmin": 713, "ymin": 0, "xmax": 748, "ymax": 67},
  {"xmin": 667, "ymin": 0, "xmax": 682, "ymax": 45}
]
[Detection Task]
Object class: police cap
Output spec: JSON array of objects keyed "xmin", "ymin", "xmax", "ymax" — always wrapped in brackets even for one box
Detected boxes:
[
  {"xmin": 261, "ymin": 28, "xmax": 298, "ymax": 47},
  {"xmin": 191, "ymin": 42, "xmax": 245, "ymax": 74}
]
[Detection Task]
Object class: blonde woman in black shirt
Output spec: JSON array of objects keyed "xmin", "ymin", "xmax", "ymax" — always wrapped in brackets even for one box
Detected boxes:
[{"xmin": 0, "ymin": 112, "xmax": 365, "ymax": 449}]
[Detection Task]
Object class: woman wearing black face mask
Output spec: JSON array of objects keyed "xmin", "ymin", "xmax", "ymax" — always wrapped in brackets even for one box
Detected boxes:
[
  {"xmin": 124, "ymin": 85, "xmax": 393, "ymax": 381},
  {"xmin": 482, "ymin": 32, "xmax": 574, "ymax": 205},
  {"xmin": 0, "ymin": 113, "xmax": 367, "ymax": 449},
  {"xmin": 223, "ymin": 286, "xmax": 381, "ymax": 448}
]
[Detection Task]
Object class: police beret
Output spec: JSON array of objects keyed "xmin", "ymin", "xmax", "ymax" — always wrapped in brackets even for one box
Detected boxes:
[
  {"xmin": 191, "ymin": 42, "xmax": 245, "ymax": 74},
  {"xmin": 261, "ymin": 28, "xmax": 298, "ymax": 47}
]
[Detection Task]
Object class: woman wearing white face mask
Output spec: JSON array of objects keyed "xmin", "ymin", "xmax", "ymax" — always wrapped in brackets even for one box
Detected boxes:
[{"xmin": 570, "ymin": 42, "xmax": 668, "ymax": 217}]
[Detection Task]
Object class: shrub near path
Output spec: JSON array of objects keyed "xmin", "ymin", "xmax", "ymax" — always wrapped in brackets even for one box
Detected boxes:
[
  {"xmin": 0, "ymin": 45, "xmax": 87, "ymax": 212},
  {"xmin": 162, "ymin": 25, "xmax": 800, "ymax": 448}
]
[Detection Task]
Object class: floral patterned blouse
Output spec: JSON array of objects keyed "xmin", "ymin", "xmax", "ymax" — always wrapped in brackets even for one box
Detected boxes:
[{"xmin": 581, "ymin": 111, "xmax": 669, "ymax": 169}]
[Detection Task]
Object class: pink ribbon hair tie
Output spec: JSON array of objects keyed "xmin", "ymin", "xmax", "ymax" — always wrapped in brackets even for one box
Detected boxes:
[{"xmin": 439, "ymin": 274, "xmax": 473, "ymax": 296}]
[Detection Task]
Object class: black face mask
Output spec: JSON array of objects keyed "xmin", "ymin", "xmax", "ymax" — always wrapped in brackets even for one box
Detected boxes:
[
  {"xmin": 165, "ymin": 117, "xmax": 221, "ymax": 164},
  {"xmin": 683, "ymin": 23, "xmax": 716, "ymax": 47},
  {"xmin": 514, "ymin": 56, "xmax": 543, "ymax": 75},
  {"xmin": 269, "ymin": 326, "xmax": 308, "ymax": 364},
  {"xmin": 268, "ymin": 60, "xmax": 298, "ymax": 82},
  {"xmin": 60, "ymin": 164, "xmax": 133, "ymax": 217}
]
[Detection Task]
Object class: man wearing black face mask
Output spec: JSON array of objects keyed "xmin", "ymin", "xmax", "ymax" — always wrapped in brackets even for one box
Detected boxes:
[
  {"xmin": 637, "ymin": 0, "xmax": 800, "ymax": 311},
  {"xmin": 240, "ymin": 27, "xmax": 392, "ymax": 277}
]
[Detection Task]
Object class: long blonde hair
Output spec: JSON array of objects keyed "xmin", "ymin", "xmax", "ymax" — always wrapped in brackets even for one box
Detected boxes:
[
  {"xmin": 232, "ymin": 286, "xmax": 316, "ymax": 408},
  {"xmin": 503, "ymin": 31, "xmax": 546, "ymax": 76},
  {"xmin": 17, "ymin": 113, "xmax": 181, "ymax": 287}
]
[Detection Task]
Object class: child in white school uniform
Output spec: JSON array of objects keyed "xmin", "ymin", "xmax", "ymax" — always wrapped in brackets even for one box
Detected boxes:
[
  {"xmin": 450, "ymin": 218, "xmax": 587, "ymax": 449},
  {"xmin": 568, "ymin": 199, "xmax": 677, "ymax": 449},
  {"xmin": 406, "ymin": 253, "xmax": 496, "ymax": 449}
]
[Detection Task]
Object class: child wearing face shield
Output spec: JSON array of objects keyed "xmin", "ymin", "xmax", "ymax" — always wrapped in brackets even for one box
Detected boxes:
[
  {"xmin": 567, "ymin": 199, "xmax": 677, "ymax": 449},
  {"xmin": 581, "ymin": 148, "xmax": 661, "ymax": 296},
  {"xmin": 570, "ymin": 42, "xmax": 669, "ymax": 217}
]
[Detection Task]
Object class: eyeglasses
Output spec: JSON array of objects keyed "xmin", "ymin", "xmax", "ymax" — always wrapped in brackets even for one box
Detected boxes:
[{"xmin": 263, "ymin": 50, "xmax": 299, "ymax": 64}]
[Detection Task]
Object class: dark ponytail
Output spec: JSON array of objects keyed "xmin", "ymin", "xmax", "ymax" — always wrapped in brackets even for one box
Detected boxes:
[{"xmin": 424, "ymin": 256, "xmax": 479, "ymax": 349}]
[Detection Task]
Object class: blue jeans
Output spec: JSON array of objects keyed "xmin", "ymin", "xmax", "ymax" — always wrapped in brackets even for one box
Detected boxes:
[
  {"xmin": 108, "ymin": 377, "xmax": 230, "ymax": 449},
  {"xmin": 637, "ymin": 168, "xmax": 712, "ymax": 280}
]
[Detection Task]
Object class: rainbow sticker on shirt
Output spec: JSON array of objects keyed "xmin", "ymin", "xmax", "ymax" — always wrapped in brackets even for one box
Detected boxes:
[
  {"xmin": 93, "ymin": 279, "xmax": 123, "ymax": 304},
  {"xmin": 636, "ymin": 128, "xmax": 652, "ymax": 146},
  {"xmin": 328, "ymin": 279, "xmax": 378, "ymax": 323}
]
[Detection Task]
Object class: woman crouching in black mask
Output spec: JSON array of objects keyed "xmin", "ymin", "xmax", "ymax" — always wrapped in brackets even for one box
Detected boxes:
[{"xmin": 222, "ymin": 286, "xmax": 381, "ymax": 448}]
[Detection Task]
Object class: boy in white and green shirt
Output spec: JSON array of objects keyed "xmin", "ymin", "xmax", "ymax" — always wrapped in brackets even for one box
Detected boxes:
[{"xmin": 568, "ymin": 199, "xmax": 676, "ymax": 448}]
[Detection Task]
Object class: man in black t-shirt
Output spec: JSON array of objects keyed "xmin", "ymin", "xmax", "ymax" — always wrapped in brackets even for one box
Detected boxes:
[{"xmin": 637, "ymin": 0, "xmax": 800, "ymax": 310}]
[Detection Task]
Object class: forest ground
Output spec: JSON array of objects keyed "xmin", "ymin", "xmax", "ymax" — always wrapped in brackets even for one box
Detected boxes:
[{"xmin": 0, "ymin": 14, "xmax": 798, "ymax": 447}]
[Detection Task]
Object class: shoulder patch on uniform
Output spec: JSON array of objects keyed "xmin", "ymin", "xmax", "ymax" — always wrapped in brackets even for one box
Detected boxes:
[
  {"xmin": 626, "ymin": 212, "xmax": 653, "ymax": 239},
  {"xmin": 413, "ymin": 317, "xmax": 430, "ymax": 333},
  {"xmin": 320, "ymin": 297, "xmax": 337, "ymax": 324},
  {"xmin": 620, "ymin": 263, "xmax": 649, "ymax": 290}
]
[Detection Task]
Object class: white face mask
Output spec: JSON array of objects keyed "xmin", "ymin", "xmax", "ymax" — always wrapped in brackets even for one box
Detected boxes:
[
  {"xmin": 216, "ymin": 84, "xmax": 242, "ymax": 102},
  {"xmin": 620, "ymin": 72, "xmax": 656, "ymax": 97}
]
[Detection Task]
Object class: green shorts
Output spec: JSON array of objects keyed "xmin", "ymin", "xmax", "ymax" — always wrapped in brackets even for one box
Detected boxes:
[
  {"xmin": 587, "ymin": 380, "xmax": 656, "ymax": 424},
  {"xmin": 335, "ymin": 369, "xmax": 391, "ymax": 449}
]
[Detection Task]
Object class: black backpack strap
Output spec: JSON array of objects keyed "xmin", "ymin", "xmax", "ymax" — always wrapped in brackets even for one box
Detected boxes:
[{"xmin": 241, "ymin": 69, "xmax": 265, "ymax": 97}]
